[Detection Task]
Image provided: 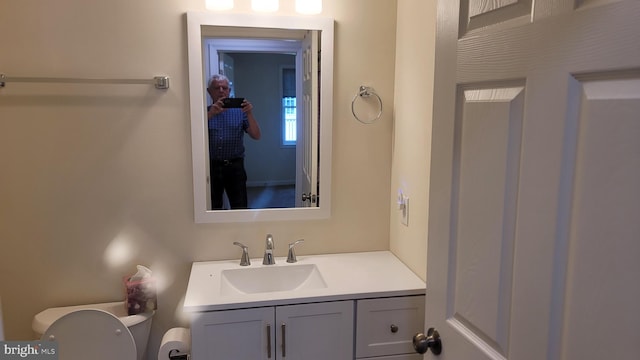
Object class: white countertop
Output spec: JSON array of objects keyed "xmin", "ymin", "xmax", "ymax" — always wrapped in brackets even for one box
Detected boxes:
[{"xmin": 183, "ymin": 251, "xmax": 426, "ymax": 312}]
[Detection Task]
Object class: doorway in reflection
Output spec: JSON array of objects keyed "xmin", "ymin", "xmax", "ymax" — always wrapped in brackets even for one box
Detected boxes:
[
  {"xmin": 227, "ymin": 53, "xmax": 296, "ymax": 195},
  {"xmin": 205, "ymin": 39, "xmax": 301, "ymax": 209}
]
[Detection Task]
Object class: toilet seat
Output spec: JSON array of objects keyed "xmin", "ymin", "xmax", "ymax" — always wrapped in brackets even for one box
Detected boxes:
[{"xmin": 42, "ymin": 308, "xmax": 137, "ymax": 360}]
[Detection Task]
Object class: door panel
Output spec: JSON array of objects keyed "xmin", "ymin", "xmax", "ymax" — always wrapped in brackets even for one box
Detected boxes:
[
  {"xmin": 451, "ymin": 86, "xmax": 524, "ymax": 356},
  {"xmin": 559, "ymin": 75, "xmax": 640, "ymax": 360},
  {"xmin": 462, "ymin": 0, "xmax": 532, "ymax": 34},
  {"xmin": 428, "ymin": 0, "xmax": 640, "ymax": 359}
]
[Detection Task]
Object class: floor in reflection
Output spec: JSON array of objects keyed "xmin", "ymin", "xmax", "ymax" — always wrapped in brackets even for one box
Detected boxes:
[{"xmin": 247, "ymin": 185, "xmax": 295, "ymax": 209}]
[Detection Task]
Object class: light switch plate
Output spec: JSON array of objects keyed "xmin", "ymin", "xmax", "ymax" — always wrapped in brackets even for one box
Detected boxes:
[{"xmin": 401, "ymin": 196, "xmax": 409, "ymax": 226}]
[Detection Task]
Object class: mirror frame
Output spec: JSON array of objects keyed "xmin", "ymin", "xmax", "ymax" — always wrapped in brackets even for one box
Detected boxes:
[{"xmin": 186, "ymin": 12, "xmax": 334, "ymax": 223}]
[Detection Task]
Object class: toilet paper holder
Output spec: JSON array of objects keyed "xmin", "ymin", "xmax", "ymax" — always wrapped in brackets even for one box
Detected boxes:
[{"xmin": 168, "ymin": 349, "xmax": 189, "ymax": 360}]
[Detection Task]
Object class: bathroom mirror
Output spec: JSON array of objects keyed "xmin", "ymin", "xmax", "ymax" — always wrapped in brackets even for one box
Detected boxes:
[{"xmin": 186, "ymin": 12, "xmax": 334, "ymax": 223}]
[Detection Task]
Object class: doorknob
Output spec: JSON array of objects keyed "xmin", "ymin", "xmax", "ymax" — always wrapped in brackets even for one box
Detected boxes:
[
  {"xmin": 301, "ymin": 193, "xmax": 317, "ymax": 203},
  {"xmin": 413, "ymin": 328, "xmax": 442, "ymax": 355}
]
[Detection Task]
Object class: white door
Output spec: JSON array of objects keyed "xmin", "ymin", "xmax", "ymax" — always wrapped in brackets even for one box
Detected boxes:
[
  {"xmin": 296, "ymin": 30, "xmax": 319, "ymax": 207},
  {"xmin": 425, "ymin": 1, "xmax": 640, "ymax": 359}
]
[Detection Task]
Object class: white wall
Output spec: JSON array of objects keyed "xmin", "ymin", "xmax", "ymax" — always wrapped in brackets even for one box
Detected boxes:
[{"xmin": 0, "ymin": 0, "xmax": 404, "ymax": 357}]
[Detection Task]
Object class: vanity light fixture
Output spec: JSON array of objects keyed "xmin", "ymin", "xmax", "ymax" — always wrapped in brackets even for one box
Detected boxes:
[
  {"xmin": 295, "ymin": 0, "xmax": 322, "ymax": 14},
  {"xmin": 205, "ymin": 0, "xmax": 233, "ymax": 11},
  {"xmin": 252, "ymin": 0, "xmax": 279, "ymax": 12}
]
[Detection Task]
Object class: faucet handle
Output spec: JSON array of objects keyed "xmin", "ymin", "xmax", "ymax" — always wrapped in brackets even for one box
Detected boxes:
[
  {"xmin": 233, "ymin": 241, "xmax": 251, "ymax": 266},
  {"xmin": 287, "ymin": 239, "xmax": 305, "ymax": 263}
]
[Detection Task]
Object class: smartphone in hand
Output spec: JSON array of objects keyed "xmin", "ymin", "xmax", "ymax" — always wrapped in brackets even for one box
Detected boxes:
[{"xmin": 222, "ymin": 97, "xmax": 245, "ymax": 108}]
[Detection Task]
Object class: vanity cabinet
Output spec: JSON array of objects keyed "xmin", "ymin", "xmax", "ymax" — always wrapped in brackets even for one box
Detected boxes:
[
  {"xmin": 185, "ymin": 252, "xmax": 428, "ymax": 360},
  {"xmin": 190, "ymin": 295, "xmax": 425, "ymax": 360},
  {"xmin": 355, "ymin": 295, "xmax": 425, "ymax": 360},
  {"xmin": 191, "ymin": 300, "xmax": 354, "ymax": 360}
]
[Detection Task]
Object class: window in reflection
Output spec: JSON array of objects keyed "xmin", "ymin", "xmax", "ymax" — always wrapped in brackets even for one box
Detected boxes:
[{"xmin": 282, "ymin": 67, "xmax": 297, "ymax": 146}]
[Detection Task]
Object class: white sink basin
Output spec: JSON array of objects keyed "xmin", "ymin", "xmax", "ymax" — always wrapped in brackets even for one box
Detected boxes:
[{"xmin": 220, "ymin": 264, "xmax": 327, "ymax": 295}]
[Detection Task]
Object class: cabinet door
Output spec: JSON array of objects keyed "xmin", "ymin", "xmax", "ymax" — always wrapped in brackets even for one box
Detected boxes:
[
  {"xmin": 191, "ymin": 307, "xmax": 274, "ymax": 360},
  {"xmin": 276, "ymin": 300, "xmax": 354, "ymax": 360}
]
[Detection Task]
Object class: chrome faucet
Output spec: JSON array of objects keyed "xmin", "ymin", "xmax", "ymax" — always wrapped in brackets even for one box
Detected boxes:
[
  {"xmin": 233, "ymin": 242, "xmax": 251, "ymax": 266},
  {"xmin": 263, "ymin": 234, "xmax": 275, "ymax": 265},
  {"xmin": 287, "ymin": 239, "xmax": 304, "ymax": 263}
]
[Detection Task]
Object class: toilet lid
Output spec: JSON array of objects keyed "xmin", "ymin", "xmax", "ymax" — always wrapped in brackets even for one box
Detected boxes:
[{"xmin": 42, "ymin": 309, "xmax": 137, "ymax": 360}]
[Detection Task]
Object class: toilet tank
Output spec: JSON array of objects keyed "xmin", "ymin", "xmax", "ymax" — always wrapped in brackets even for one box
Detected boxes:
[{"xmin": 33, "ymin": 301, "xmax": 154, "ymax": 360}]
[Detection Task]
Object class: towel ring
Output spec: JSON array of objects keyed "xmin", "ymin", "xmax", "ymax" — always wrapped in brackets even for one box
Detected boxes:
[{"xmin": 351, "ymin": 85, "xmax": 383, "ymax": 124}]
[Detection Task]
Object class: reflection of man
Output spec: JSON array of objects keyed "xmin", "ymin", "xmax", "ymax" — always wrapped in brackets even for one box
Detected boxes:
[{"xmin": 207, "ymin": 74, "xmax": 261, "ymax": 209}]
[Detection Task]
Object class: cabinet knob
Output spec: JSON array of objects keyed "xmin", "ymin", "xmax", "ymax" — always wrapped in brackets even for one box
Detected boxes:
[{"xmin": 390, "ymin": 324, "xmax": 399, "ymax": 333}]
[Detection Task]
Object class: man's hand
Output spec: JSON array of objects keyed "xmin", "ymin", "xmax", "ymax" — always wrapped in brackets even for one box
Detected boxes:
[
  {"xmin": 241, "ymin": 99, "xmax": 253, "ymax": 114},
  {"xmin": 208, "ymin": 99, "xmax": 226, "ymax": 118}
]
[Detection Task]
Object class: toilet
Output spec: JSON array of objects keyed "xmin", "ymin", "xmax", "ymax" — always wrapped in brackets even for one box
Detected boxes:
[{"xmin": 32, "ymin": 301, "xmax": 154, "ymax": 360}]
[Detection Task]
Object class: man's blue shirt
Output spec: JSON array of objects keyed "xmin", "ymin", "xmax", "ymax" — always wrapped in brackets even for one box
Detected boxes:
[{"xmin": 208, "ymin": 108, "xmax": 249, "ymax": 160}]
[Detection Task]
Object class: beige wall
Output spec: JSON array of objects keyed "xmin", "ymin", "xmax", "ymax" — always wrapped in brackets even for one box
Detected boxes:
[
  {"xmin": 0, "ymin": 0, "xmax": 439, "ymax": 357},
  {"xmin": 0, "ymin": 0, "xmax": 409, "ymax": 356},
  {"xmin": 390, "ymin": 0, "xmax": 437, "ymax": 281}
]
